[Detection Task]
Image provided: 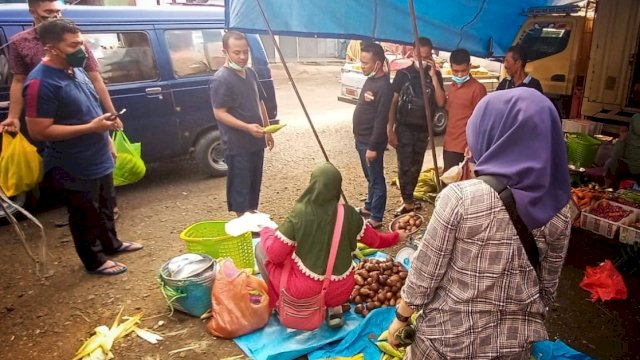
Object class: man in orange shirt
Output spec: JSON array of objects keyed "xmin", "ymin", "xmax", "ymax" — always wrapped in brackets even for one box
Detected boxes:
[{"xmin": 443, "ymin": 48, "xmax": 487, "ymax": 171}]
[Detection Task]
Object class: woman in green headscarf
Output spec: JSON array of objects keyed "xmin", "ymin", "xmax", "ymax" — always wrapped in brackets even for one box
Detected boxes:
[
  {"xmin": 256, "ymin": 162, "xmax": 406, "ymax": 328},
  {"xmin": 606, "ymin": 114, "xmax": 640, "ymax": 188}
]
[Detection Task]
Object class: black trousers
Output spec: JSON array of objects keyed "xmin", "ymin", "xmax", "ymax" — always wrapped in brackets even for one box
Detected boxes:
[
  {"xmin": 49, "ymin": 167, "xmax": 123, "ymax": 271},
  {"xmin": 443, "ymin": 150, "xmax": 465, "ymax": 173},
  {"xmin": 395, "ymin": 125, "xmax": 428, "ymax": 203}
]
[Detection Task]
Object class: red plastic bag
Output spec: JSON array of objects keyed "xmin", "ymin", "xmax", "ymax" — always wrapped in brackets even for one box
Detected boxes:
[
  {"xmin": 207, "ymin": 258, "xmax": 271, "ymax": 339},
  {"xmin": 579, "ymin": 260, "xmax": 627, "ymax": 302}
]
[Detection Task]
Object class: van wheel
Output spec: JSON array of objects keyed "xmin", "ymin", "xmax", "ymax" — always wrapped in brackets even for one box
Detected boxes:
[
  {"xmin": 195, "ymin": 130, "xmax": 228, "ymax": 177},
  {"xmin": 433, "ymin": 108, "xmax": 448, "ymax": 135},
  {"xmin": 0, "ymin": 192, "xmax": 27, "ymax": 223}
]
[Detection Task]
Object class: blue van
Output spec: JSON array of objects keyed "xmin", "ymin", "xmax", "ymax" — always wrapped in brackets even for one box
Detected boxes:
[{"xmin": 0, "ymin": 4, "xmax": 278, "ymax": 179}]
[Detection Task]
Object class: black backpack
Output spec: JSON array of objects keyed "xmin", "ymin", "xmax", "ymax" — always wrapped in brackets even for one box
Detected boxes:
[{"xmin": 396, "ymin": 69, "xmax": 433, "ymax": 129}]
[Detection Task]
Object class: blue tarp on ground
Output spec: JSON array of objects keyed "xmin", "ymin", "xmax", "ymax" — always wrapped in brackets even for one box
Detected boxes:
[
  {"xmin": 225, "ymin": 0, "xmax": 574, "ymax": 57},
  {"xmin": 232, "ymin": 307, "xmax": 394, "ymax": 360}
]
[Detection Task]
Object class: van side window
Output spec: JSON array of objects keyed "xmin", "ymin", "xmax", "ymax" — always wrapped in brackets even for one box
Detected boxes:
[
  {"xmin": 83, "ymin": 32, "xmax": 158, "ymax": 84},
  {"xmin": 165, "ymin": 29, "xmax": 226, "ymax": 78},
  {"xmin": 520, "ymin": 23, "xmax": 572, "ymax": 62}
]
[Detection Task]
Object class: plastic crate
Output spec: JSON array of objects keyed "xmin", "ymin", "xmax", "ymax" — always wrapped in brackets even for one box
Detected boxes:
[
  {"xmin": 179, "ymin": 221, "xmax": 255, "ymax": 270},
  {"xmin": 580, "ymin": 200, "xmax": 638, "ymax": 239},
  {"xmin": 562, "ymin": 119, "xmax": 603, "ymax": 136},
  {"xmin": 620, "ymin": 212, "xmax": 640, "ymax": 245},
  {"xmin": 567, "ymin": 132, "xmax": 601, "ymax": 168}
]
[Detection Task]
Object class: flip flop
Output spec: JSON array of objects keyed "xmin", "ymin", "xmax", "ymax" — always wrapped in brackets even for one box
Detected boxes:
[
  {"xmin": 366, "ymin": 219, "xmax": 383, "ymax": 229},
  {"xmin": 87, "ymin": 261, "xmax": 127, "ymax": 276},
  {"xmin": 357, "ymin": 207, "xmax": 372, "ymax": 217},
  {"xmin": 114, "ymin": 242, "xmax": 144, "ymax": 254},
  {"xmin": 393, "ymin": 202, "xmax": 423, "ymax": 217}
]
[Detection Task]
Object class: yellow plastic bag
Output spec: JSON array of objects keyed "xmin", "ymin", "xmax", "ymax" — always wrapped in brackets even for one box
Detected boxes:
[
  {"xmin": 112, "ymin": 130, "xmax": 146, "ymax": 187},
  {"xmin": 0, "ymin": 132, "xmax": 42, "ymax": 197}
]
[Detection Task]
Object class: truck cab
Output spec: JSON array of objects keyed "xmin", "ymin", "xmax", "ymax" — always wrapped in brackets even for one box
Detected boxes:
[{"xmin": 513, "ymin": 1, "xmax": 640, "ymax": 132}]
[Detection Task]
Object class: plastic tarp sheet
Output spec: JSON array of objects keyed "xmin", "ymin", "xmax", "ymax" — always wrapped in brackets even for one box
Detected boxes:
[
  {"xmin": 532, "ymin": 339, "xmax": 595, "ymax": 360},
  {"xmin": 225, "ymin": 0, "xmax": 573, "ymax": 57},
  {"xmin": 233, "ymin": 310, "xmax": 362, "ymax": 360}
]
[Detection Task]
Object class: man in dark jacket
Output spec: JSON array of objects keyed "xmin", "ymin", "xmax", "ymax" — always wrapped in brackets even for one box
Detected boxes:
[{"xmin": 353, "ymin": 43, "xmax": 393, "ymax": 228}]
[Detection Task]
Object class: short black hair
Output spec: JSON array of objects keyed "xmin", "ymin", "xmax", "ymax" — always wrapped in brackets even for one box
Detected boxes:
[
  {"xmin": 222, "ymin": 31, "xmax": 247, "ymax": 50},
  {"xmin": 361, "ymin": 42, "xmax": 386, "ymax": 63},
  {"xmin": 450, "ymin": 48, "xmax": 471, "ymax": 65},
  {"xmin": 508, "ymin": 44, "xmax": 528, "ymax": 68},
  {"xmin": 417, "ymin": 37, "xmax": 433, "ymax": 48},
  {"xmin": 39, "ymin": 18, "xmax": 80, "ymax": 46},
  {"xmin": 28, "ymin": 0, "xmax": 57, "ymax": 9}
]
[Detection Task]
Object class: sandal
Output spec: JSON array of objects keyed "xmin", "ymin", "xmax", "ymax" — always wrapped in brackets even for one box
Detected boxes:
[
  {"xmin": 327, "ymin": 306, "xmax": 344, "ymax": 328},
  {"xmin": 393, "ymin": 202, "xmax": 423, "ymax": 217},
  {"xmin": 357, "ymin": 207, "xmax": 372, "ymax": 217},
  {"xmin": 114, "ymin": 241, "xmax": 144, "ymax": 254},
  {"xmin": 366, "ymin": 219, "xmax": 383, "ymax": 229},
  {"xmin": 87, "ymin": 261, "xmax": 127, "ymax": 276}
]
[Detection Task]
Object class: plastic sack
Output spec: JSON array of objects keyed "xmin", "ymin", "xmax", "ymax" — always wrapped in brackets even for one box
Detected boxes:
[
  {"xmin": 579, "ymin": 260, "xmax": 627, "ymax": 302},
  {"xmin": 112, "ymin": 130, "xmax": 146, "ymax": 186},
  {"xmin": 208, "ymin": 258, "xmax": 270, "ymax": 339},
  {"xmin": 0, "ymin": 132, "xmax": 42, "ymax": 197},
  {"xmin": 532, "ymin": 339, "xmax": 594, "ymax": 360}
]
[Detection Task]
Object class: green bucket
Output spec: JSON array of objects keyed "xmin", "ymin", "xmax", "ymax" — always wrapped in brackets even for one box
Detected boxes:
[{"xmin": 566, "ymin": 132, "xmax": 601, "ymax": 168}]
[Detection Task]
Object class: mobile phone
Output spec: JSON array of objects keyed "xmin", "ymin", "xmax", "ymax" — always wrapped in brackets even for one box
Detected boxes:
[{"xmin": 108, "ymin": 108, "xmax": 126, "ymax": 120}]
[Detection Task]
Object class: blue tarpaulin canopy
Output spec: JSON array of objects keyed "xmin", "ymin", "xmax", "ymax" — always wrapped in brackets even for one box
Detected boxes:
[{"xmin": 225, "ymin": 0, "xmax": 573, "ymax": 57}]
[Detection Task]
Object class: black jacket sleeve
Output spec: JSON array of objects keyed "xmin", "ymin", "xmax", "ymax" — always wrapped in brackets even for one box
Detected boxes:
[{"xmin": 368, "ymin": 80, "xmax": 393, "ymax": 150}]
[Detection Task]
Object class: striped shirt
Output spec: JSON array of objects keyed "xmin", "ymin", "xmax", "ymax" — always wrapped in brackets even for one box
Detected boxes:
[{"xmin": 402, "ymin": 179, "xmax": 571, "ymax": 359}]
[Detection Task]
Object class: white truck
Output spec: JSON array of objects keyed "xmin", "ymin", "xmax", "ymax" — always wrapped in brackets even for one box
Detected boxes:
[{"xmin": 513, "ymin": 0, "xmax": 640, "ymax": 132}]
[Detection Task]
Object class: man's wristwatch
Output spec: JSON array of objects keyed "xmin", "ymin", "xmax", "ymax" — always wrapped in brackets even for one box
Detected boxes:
[{"xmin": 395, "ymin": 308, "xmax": 410, "ymax": 323}]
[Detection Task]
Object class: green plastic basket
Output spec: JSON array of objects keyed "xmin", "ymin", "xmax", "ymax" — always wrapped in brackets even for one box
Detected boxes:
[
  {"xmin": 179, "ymin": 221, "xmax": 255, "ymax": 270},
  {"xmin": 566, "ymin": 132, "xmax": 601, "ymax": 168}
]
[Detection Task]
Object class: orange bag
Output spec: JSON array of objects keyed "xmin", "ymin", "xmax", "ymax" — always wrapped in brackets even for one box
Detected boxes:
[
  {"xmin": 579, "ymin": 260, "xmax": 628, "ymax": 302},
  {"xmin": 208, "ymin": 258, "xmax": 270, "ymax": 338}
]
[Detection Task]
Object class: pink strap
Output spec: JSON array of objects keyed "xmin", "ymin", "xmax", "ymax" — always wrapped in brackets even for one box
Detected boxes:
[{"xmin": 280, "ymin": 204, "xmax": 345, "ymax": 293}]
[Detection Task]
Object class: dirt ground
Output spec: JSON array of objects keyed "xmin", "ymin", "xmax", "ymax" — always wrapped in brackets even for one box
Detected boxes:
[{"xmin": 0, "ymin": 63, "xmax": 639, "ymax": 360}]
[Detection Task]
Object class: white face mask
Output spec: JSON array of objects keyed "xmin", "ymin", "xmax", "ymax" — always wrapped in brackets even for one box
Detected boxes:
[
  {"xmin": 227, "ymin": 58, "xmax": 245, "ymax": 71},
  {"xmin": 367, "ymin": 61, "xmax": 379, "ymax": 78}
]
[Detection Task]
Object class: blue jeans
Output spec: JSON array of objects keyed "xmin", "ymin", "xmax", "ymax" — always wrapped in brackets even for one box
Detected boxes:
[
  {"xmin": 355, "ymin": 141, "xmax": 387, "ymax": 222},
  {"xmin": 225, "ymin": 149, "xmax": 264, "ymax": 213}
]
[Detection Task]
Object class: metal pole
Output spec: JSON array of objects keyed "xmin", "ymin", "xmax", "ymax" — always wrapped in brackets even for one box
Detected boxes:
[
  {"xmin": 408, "ymin": 0, "xmax": 442, "ymax": 192},
  {"xmin": 254, "ymin": 0, "xmax": 349, "ymax": 204}
]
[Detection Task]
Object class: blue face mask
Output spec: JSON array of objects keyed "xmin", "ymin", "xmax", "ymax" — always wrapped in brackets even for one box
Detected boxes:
[{"xmin": 451, "ymin": 74, "xmax": 470, "ymax": 84}]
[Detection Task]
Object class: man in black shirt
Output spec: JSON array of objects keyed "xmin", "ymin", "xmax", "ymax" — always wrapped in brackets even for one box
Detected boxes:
[
  {"xmin": 496, "ymin": 45, "xmax": 543, "ymax": 93},
  {"xmin": 210, "ymin": 31, "xmax": 274, "ymax": 216},
  {"xmin": 387, "ymin": 37, "xmax": 445, "ymax": 216},
  {"xmin": 352, "ymin": 43, "xmax": 393, "ymax": 228}
]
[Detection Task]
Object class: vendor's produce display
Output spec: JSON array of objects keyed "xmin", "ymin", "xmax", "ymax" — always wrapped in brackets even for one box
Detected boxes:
[
  {"xmin": 587, "ymin": 200, "xmax": 632, "ymax": 223},
  {"xmin": 353, "ymin": 242, "xmax": 379, "ymax": 260},
  {"xmin": 350, "ymin": 257, "xmax": 408, "ymax": 318},
  {"xmin": 611, "ymin": 190, "xmax": 640, "ymax": 210},
  {"xmin": 389, "ymin": 212, "xmax": 423, "ymax": 234},
  {"xmin": 571, "ymin": 186, "xmax": 608, "ymax": 211},
  {"xmin": 581, "ymin": 199, "xmax": 638, "ymax": 239}
]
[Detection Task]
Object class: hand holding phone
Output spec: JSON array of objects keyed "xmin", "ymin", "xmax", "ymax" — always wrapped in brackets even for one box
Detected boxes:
[{"xmin": 108, "ymin": 108, "xmax": 127, "ymax": 121}]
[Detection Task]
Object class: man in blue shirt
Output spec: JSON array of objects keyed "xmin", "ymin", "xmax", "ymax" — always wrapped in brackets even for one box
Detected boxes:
[
  {"xmin": 210, "ymin": 31, "xmax": 274, "ymax": 216},
  {"xmin": 24, "ymin": 19, "xmax": 142, "ymax": 275}
]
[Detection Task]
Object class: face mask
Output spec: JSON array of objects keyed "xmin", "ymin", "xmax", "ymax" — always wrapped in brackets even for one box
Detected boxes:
[
  {"xmin": 227, "ymin": 56, "xmax": 245, "ymax": 71},
  {"xmin": 367, "ymin": 61, "xmax": 379, "ymax": 78},
  {"xmin": 65, "ymin": 47, "xmax": 88, "ymax": 68},
  {"xmin": 451, "ymin": 74, "xmax": 470, "ymax": 84}
]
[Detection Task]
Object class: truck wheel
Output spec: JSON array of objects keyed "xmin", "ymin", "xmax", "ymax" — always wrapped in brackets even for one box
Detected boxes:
[
  {"xmin": 0, "ymin": 192, "xmax": 27, "ymax": 223},
  {"xmin": 194, "ymin": 130, "xmax": 228, "ymax": 177},
  {"xmin": 433, "ymin": 108, "xmax": 448, "ymax": 135}
]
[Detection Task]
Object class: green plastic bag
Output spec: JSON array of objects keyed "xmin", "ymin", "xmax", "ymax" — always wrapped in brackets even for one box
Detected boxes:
[{"xmin": 112, "ymin": 130, "xmax": 146, "ymax": 186}]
